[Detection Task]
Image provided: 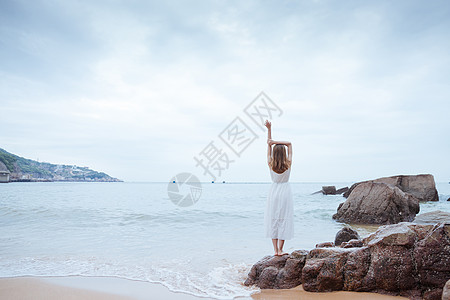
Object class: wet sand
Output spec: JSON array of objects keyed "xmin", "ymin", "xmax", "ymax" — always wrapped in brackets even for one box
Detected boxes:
[
  {"xmin": 0, "ymin": 276, "xmax": 408, "ymax": 300},
  {"xmin": 251, "ymin": 285, "xmax": 408, "ymax": 300}
]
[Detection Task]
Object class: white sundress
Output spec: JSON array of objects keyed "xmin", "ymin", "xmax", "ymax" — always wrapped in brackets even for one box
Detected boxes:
[{"xmin": 264, "ymin": 167, "xmax": 294, "ymax": 240}]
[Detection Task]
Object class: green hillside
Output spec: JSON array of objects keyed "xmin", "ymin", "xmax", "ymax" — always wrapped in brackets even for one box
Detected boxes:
[{"xmin": 0, "ymin": 148, "xmax": 121, "ymax": 182}]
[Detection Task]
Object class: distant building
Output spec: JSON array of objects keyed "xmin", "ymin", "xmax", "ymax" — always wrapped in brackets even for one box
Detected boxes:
[{"xmin": 0, "ymin": 161, "xmax": 10, "ymax": 183}]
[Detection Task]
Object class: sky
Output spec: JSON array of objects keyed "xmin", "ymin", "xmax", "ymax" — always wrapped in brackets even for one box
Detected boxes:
[{"xmin": 0, "ymin": 0, "xmax": 449, "ymax": 183}]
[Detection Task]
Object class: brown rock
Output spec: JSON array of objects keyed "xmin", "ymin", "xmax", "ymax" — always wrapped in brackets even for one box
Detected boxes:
[
  {"xmin": 442, "ymin": 279, "xmax": 450, "ymax": 300},
  {"xmin": 343, "ymin": 247, "xmax": 372, "ymax": 291},
  {"xmin": 335, "ymin": 227, "xmax": 360, "ymax": 246},
  {"xmin": 413, "ymin": 223, "xmax": 450, "ymax": 289},
  {"xmin": 343, "ymin": 183, "xmax": 357, "ymax": 198},
  {"xmin": 341, "ymin": 239, "xmax": 363, "ymax": 248},
  {"xmin": 333, "ymin": 182, "xmax": 420, "ymax": 225},
  {"xmin": 414, "ymin": 210, "xmax": 450, "ymax": 225},
  {"xmin": 315, "ymin": 242, "xmax": 334, "ymax": 248},
  {"xmin": 364, "ymin": 223, "xmax": 417, "ymax": 247},
  {"xmin": 244, "ymin": 250, "xmax": 308, "ymax": 289},
  {"xmin": 367, "ymin": 244, "xmax": 416, "ymax": 291},
  {"xmin": 422, "ymin": 288, "xmax": 442, "ymax": 300},
  {"xmin": 244, "ymin": 255, "xmax": 287, "ymax": 287},
  {"xmin": 344, "ymin": 174, "xmax": 439, "ymax": 201},
  {"xmin": 258, "ymin": 266, "xmax": 278, "ymax": 288},
  {"xmin": 304, "ymin": 223, "xmax": 449, "ymax": 296},
  {"xmin": 246, "ymin": 223, "xmax": 450, "ymax": 297},
  {"xmin": 302, "ymin": 248, "xmax": 353, "ymax": 292},
  {"xmin": 322, "ymin": 186, "xmax": 336, "ymax": 195},
  {"xmin": 336, "ymin": 187, "xmax": 349, "ymax": 195}
]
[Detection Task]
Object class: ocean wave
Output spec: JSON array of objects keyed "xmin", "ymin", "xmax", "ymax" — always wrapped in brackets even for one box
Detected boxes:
[{"xmin": 0, "ymin": 255, "xmax": 258, "ymax": 299}]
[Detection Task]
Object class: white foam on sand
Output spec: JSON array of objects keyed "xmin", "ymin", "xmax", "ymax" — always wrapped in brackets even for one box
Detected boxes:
[{"xmin": 0, "ymin": 255, "xmax": 259, "ymax": 299}]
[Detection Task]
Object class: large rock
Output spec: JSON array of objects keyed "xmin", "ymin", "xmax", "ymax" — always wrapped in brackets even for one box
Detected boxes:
[
  {"xmin": 302, "ymin": 247, "xmax": 353, "ymax": 292},
  {"xmin": 244, "ymin": 250, "xmax": 308, "ymax": 289},
  {"xmin": 300, "ymin": 223, "xmax": 450, "ymax": 299},
  {"xmin": 335, "ymin": 227, "xmax": 360, "ymax": 246},
  {"xmin": 344, "ymin": 174, "xmax": 439, "ymax": 201},
  {"xmin": 413, "ymin": 223, "xmax": 450, "ymax": 289},
  {"xmin": 245, "ymin": 223, "xmax": 449, "ymax": 299},
  {"xmin": 333, "ymin": 182, "xmax": 420, "ymax": 225},
  {"xmin": 414, "ymin": 211, "xmax": 450, "ymax": 225},
  {"xmin": 322, "ymin": 186, "xmax": 336, "ymax": 195},
  {"xmin": 442, "ymin": 279, "xmax": 450, "ymax": 300},
  {"xmin": 336, "ymin": 187, "xmax": 349, "ymax": 195}
]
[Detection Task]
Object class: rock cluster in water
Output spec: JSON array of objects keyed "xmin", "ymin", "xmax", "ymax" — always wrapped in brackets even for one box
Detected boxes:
[
  {"xmin": 333, "ymin": 174, "xmax": 439, "ymax": 225},
  {"xmin": 342, "ymin": 174, "xmax": 439, "ymax": 201},
  {"xmin": 244, "ymin": 222, "xmax": 450, "ymax": 300}
]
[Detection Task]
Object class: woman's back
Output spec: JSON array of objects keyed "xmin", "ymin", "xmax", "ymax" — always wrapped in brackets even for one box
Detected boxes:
[{"xmin": 270, "ymin": 168, "xmax": 291, "ymax": 183}]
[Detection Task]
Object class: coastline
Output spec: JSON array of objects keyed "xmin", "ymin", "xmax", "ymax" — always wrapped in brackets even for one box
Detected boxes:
[
  {"xmin": 0, "ymin": 276, "xmax": 408, "ymax": 300},
  {"xmin": 0, "ymin": 276, "xmax": 213, "ymax": 300}
]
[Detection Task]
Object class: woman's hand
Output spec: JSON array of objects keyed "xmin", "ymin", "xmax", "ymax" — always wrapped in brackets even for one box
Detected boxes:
[
  {"xmin": 264, "ymin": 120, "xmax": 271, "ymax": 130},
  {"xmin": 267, "ymin": 139, "xmax": 274, "ymax": 145}
]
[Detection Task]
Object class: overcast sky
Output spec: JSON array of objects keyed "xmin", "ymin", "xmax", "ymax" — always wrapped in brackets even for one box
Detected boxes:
[{"xmin": 1, "ymin": 0, "xmax": 449, "ymax": 183}]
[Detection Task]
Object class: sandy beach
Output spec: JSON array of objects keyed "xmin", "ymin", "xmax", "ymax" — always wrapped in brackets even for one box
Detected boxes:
[{"xmin": 0, "ymin": 276, "xmax": 408, "ymax": 300}]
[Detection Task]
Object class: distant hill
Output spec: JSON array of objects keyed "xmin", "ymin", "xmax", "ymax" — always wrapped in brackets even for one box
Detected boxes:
[{"xmin": 0, "ymin": 148, "xmax": 121, "ymax": 182}]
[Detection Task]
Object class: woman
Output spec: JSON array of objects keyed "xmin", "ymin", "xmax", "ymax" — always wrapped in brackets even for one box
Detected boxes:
[{"xmin": 264, "ymin": 120, "xmax": 294, "ymax": 256}]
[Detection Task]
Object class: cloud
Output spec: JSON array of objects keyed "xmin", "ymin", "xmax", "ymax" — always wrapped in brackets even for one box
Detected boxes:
[{"xmin": 0, "ymin": 0, "xmax": 449, "ymax": 182}]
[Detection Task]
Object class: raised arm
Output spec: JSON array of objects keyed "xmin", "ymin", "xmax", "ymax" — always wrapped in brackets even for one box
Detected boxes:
[
  {"xmin": 264, "ymin": 120, "xmax": 272, "ymax": 165},
  {"xmin": 269, "ymin": 139, "xmax": 293, "ymax": 162}
]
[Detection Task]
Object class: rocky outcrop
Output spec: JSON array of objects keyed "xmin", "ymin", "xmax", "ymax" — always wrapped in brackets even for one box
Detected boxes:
[
  {"xmin": 315, "ymin": 241, "xmax": 334, "ymax": 248},
  {"xmin": 333, "ymin": 182, "xmax": 420, "ymax": 224},
  {"xmin": 0, "ymin": 148, "xmax": 122, "ymax": 182},
  {"xmin": 414, "ymin": 211, "xmax": 450, "ymax": 225},
  {"xmin": 442, "ymin": 279, "xmax": 450, "ymax": 300},
  {"xmin": 344, "ymin": 174, "xmax": 439, "ymax": 201},
  {"xmin": 335, "ymin": 227, "xmax": 360, "ymax": 246},
  {"xmin": 244, "ymin": 250, "xmax": 308, "ymax": 289},
  {"xmin": 336, "ymin": 187, "xmax": 349, "ymax": 195},
  {"xmin": 322, "ymin": 186, "xmax": 336, "ymax": 195},
  {"xmin": 245, "ymin": 223, "xmax": 449, "ymax": 299},
  {"xmin": 302, "ymin": 247, "xmax": 354, "ymax": 292},
  {"xmin": 312, "ymin": 186, "xmax": 349, "ymax": 195}
]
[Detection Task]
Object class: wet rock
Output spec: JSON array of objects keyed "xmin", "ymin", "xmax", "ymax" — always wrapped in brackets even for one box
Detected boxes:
[
  {"xmin": 246, "ymin": 223, "xmax": 449, "ymax": 298},
  {"xmin": 335, "ymin": 227, "xmax": 360, "ymax": 246},
  {"xmin": 312, "ymin": 186, "xmax": 348, "ymax": 195},
  {"xmin": 340, "ymin": 239, "xmax": 363, "ymax": 248},
  {"xmin": 336, "ymin": 187, "xmax": 349, "ymax": 195},
  {"xmin": 315, "ymin": 242, "xmax": 334, "ymax": 248},
  {"xmin": 414, "ymin": 210, "xmax": 450, "ymax": 225},
  {"xmin": 422, "ymin": 288, "xmax": 443, "ymax": 300},
  {"xmin": 413, "ymin": 223, "xmax": 450, "ymax": 289},
  {"xmin": 363, "ymin": 223, "xmax": 417, "ymax": 247},
  {"xmin": 343, "ymin": 246, "xmax": 371, "ymax": 291},
  {"xmin": 302, "ymin": 247, "xmax": 352, "ymax": 292},
  {"xmin": 344, "ymin": 174, "xmax": 439, "ymax": 201},
  {"xmin": 302, "ymin": 223, "xmax": 450, "ymax": 297},
  {"xmin": 322, "ymin": 186, "xmax": 336, "ymax": 195},
  {"xmin": 333, "ymin": 182, "xmax": 420, "ymax": 225},
  {"xmin": 442, "ymin": 279, "xmax": 450, "ymax": 300},
  {"xmin": 244, "ymin": 250, "xmax": 308, "ymax": 289}
]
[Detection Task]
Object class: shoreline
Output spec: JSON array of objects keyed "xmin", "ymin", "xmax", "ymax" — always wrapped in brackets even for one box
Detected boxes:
[{"xmin": 0, "ymin": 276, "xmax": 408, "ymax": 300}]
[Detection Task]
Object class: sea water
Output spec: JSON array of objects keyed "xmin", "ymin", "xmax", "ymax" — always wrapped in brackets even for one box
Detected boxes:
[{"xmin": 1, "ymin": 182, "xmax": 449, "ymax": 299}]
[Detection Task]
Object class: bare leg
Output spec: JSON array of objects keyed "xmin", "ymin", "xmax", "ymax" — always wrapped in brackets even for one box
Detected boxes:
[
  {"xmin": 271, "ymin": 239, "xmax": 279, "ymax": 255},
  {"xmin": 278, "ymin": 240, "xmax": 288, "ymax": 255}
]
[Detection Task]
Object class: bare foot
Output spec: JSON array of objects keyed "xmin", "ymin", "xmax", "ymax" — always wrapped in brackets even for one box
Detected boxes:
[{"xmin": 278, "ymin": 251, "xmax": 288, "ymax": 255}]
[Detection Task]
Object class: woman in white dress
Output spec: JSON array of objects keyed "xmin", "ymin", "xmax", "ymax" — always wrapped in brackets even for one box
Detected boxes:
[{"xmin": 264, "ymin": 120, "xmax": 294, "ymax": 256}]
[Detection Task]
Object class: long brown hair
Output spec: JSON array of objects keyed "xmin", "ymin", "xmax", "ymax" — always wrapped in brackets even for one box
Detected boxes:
[{"xmin": 270, "ymin": 144, "xmax": 291, "ymax": 174}]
